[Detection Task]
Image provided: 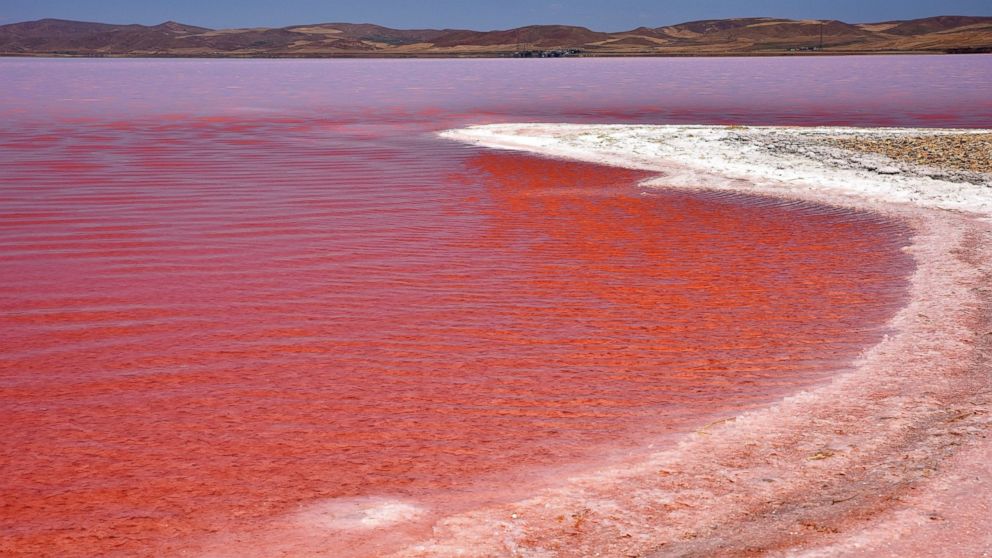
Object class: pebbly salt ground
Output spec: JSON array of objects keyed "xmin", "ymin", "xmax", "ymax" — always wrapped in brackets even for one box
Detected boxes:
[{"xmin": 830, "ymin": 133, "xmax": 992, "ymax": 175}]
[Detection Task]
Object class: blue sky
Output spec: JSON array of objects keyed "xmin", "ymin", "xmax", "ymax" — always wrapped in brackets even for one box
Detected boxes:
[{"xmin": 2, "ymin": 0, "xmax": 991, "ymax": 30}]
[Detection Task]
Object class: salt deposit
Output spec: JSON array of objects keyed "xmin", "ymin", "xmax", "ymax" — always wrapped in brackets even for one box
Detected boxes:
[
  {"xmin": 417, "ymin": 123, "xmax": 992, "ymax": 557},
  {"xmin": 441, "ymin": 124, "xmax": 992, "ymax": 219}
]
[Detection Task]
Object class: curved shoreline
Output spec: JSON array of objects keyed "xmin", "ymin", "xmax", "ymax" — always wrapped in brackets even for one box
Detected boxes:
[{"xmin": 390, "ymin": 124, "xmax": 992, "ymax": 556}]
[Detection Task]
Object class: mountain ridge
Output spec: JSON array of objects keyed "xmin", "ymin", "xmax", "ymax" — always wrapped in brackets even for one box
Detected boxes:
[{"xmin": 1, "ymin": 15, "xmax": 990, "ymax": 56}]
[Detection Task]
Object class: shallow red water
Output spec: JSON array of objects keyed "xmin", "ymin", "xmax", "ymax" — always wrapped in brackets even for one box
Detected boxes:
[{"xmin": 2, "ymin": 56, "xmax": 977, "ymax": 556}]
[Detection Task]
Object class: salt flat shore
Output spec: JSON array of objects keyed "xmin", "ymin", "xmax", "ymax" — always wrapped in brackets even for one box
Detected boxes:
[
  {"xmin": 196, "ymin": 125, "xmax": 991, "ymax": 557},
  {"xmin": 442, "ymin": 124, "xmax": 992, "ymax": 218},
  {"xmin": 394, "ymin": 124, "xmax": 992, "ymax": 557}
]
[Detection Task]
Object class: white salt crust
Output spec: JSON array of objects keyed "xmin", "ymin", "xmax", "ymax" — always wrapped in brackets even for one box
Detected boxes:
[{"xmin": 441, "ymin": 124, "xmax": 992, "ymax": 219}]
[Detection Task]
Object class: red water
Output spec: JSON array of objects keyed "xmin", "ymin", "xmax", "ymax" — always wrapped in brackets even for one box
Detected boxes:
[{"xmin": 4, "ymin": 56, "xmax": 986, "ymax": 556}]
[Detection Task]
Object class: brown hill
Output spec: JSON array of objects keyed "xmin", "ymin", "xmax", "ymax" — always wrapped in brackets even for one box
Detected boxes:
[
  {"xmin": 0, "ymin": 18, "xmax": 213, "ymax": 53},
  {"xmin": 150, "ymin": 21, "xmax": 213, "ymax": 35},
  {"xmin": 662, "ymin": 17, "xmax": 792, "ymax": 35},
  {"xmin": 605, "ymin": 36, "xmax": 665, "ymax": 47},
  {"xmin": 1, "ymin": 15, "xmax": 990, "ymax": 57},
  {"xmin": 876, "ymin": 15, "xmax": 992, "ymax": 35},
  {"xmin": 284, "ymin": 23, "xmax": 457, "ymax": 45},
  {"xmin": 662, "ymin": 19, "xmax": 875, "ymax": 51},
  {"xmin": 429, "ymin": 25, "xmax": 609, "ymax": 48}
]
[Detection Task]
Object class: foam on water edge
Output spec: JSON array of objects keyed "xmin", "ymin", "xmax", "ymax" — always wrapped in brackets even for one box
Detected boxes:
[{"xmin": 294, "ymin": 497, "xmax": 425, "ymax": 530}]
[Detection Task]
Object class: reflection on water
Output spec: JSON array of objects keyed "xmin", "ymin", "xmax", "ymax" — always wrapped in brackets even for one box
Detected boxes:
[{"xmin": 2, "ymin": 56, "xmax": 991, "ymax": 127}]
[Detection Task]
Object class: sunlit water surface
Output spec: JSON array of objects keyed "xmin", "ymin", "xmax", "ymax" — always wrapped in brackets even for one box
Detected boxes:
[{"xmin": 2, "ymin": 56, "xmax": 991, "ymax": 556}]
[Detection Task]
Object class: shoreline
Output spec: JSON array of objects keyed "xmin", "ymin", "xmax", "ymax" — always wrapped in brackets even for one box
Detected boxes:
[
  {"xmin": 441, "ymin": 124, "xmax": 992, "ymax": 217},
  {"xmin": 391, "ymin": 124, "xmax": 992, "ymax": 556}
]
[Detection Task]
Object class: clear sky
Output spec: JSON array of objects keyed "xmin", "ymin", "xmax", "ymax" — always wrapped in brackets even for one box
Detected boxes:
[{"xmin": 2, "ymin": 0, "xmax": 991, "ymax": 31}]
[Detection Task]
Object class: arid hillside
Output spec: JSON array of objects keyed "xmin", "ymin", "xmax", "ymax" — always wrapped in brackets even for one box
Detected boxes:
[{"xmin": 1, "ymin": 15, "xmax": 990, "ymax": 56}]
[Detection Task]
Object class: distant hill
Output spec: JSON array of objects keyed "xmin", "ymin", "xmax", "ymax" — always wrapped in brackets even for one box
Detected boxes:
[
  {"xmin": 1, "ymin": 15, "xmax": 990, "ymax": 57},
  {"xmin": 428, "ymin": 25, "xmax": 610, "ymax": 48}
]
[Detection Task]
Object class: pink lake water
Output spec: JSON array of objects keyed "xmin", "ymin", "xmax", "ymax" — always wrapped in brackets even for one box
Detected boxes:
[{"xmin": 1, "ymin": 56, "xmax": 991, "ymax": 557}]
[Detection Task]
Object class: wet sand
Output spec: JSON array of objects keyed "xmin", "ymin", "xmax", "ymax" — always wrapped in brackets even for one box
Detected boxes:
[{"xmin": 412, "ymin": 124, "xmax": 992, "ymax": 557}]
